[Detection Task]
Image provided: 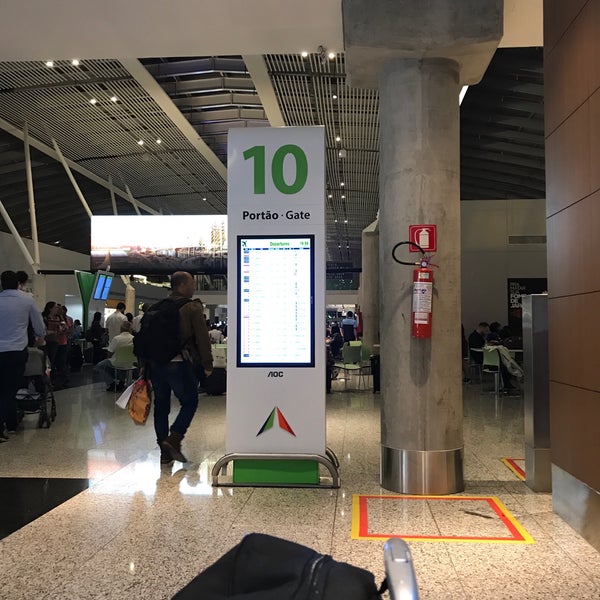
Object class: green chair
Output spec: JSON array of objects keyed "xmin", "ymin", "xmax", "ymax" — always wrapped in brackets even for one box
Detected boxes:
[
  {"xmin": 482, "ymin": 346, "xmax": 501, "ymax": 396},
  {"xmin": 334, "ymin": 343, "xmax": 367, "ymax": 390}
]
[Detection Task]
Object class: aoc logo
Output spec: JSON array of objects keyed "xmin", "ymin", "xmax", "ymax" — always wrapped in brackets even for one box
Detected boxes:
[
  {"xmin": 257, "ymin": 407, "xmax": 296, "ymax": 437},
  {"xmin": 267, "ymin": 371, "xmax": 284, "ymax": 378}
]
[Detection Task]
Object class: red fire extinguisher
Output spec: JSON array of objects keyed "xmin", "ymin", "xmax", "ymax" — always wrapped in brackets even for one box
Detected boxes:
[
  {"xmin": 412, "ymin": 262, "xmax": 434, "ymax": 338},
  {"xmin": 392, "ymin": 241, "xmax": 437, "ymax": 339}
]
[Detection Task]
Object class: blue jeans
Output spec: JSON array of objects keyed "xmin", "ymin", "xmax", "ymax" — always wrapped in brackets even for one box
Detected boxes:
[{"xmin": 150, "ymin": 361, "xmax": 199, "ymax": 445}]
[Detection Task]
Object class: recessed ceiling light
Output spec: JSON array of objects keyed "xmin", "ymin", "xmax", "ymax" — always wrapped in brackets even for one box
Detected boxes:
[
  {"xmin": 332, "ymin": 94, "xmax": 338, "ymax": 100},
  {"xmin": 89, "ymin": 98, "xmax": 98, "ymax": 105},
  {"xmin": 328, "ymin": 194, "xmax": 333, "ymax": 199},
  {"xmin": 45, "ymin": 61, "xmax": 54, "ymax": 67},
  {"xmin": 156, "ymin": 139, "xmax": 162, "ymax": 144},
  {"xmin": 344, "ymin": 220, "xmax": 348, "ymax": 224},
  {"xmin": 301, "ymin": 51, "xmax": 308, "ymax": 58},
  {"xmin": 340, "ymin": 182, "xmax": 345, "ymax": 187},
  {"xmin": 137, "ymin": 140, "xmax": 144, "ymax": 145},
  {"xmin": 328, "ymin": 52, "xmax": 335, "ymax": 60},
  {"xmin": 71, "ymin": 59, "xmax": 80, "ymax": 66},
  {"xmin": 338, "ymin": 244, "xmax": 341, "ymax": 248},
  {"xmin": 334, "ymin": 219, "xmax": 338, "ymax": 223},
  {"xmin": 203, "ymin": 197, "xmax": 207, "ymax": 201},
  {"xmin": 110, "ymin": 96, "xmax": 118, "ymax": 102},
  {"xmin": 335, "ymin": 136, "xmax": 341, "ymax": 142},
  {"xmin": 341, "ymin": 195, "xmax": 345, "ymax": 199}
]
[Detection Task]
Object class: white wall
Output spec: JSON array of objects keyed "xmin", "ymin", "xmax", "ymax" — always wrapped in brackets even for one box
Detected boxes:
[
  {"xmin": 0, "ymin": 231, "xmax": 170, "ymax": 314},
  {"xmin": 461, "ymin": 199, "xmax": 547, "ymax": 333},
  {"xmin": 0, "ymin": 230, "xmax": 89, "ymax": 309}
]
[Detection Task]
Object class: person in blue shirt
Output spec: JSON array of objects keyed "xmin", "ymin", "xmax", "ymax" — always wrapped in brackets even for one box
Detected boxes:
[
  {"xmin": 341, "ymin": 311, "xmax": 358, "ymax": 342},
  {"xmin": 0, "ymin": 270, "xmax": 46, "ymax": 440}
]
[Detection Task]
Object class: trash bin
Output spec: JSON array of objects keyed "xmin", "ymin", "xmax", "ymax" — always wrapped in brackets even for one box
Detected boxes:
[{"xmin": 370, "ymin": 354, "xmax": 380, "ymax": 393}]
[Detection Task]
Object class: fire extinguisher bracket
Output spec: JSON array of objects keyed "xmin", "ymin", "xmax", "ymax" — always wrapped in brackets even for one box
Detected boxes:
[{"xmin": 391, "ymin": 241, "xmax": 437, "ymax": 339}]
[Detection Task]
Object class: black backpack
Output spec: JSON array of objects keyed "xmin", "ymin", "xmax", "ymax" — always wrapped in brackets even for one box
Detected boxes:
[
  {"xmin": 133, "ymin": 297, "xmax": 190, "ymax": 365},
  {"xmin": 172, "ymin": 533, "xmax": 383, "ymax": 600}
]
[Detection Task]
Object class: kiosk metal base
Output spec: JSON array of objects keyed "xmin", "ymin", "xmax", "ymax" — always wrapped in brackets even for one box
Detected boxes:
[{"xmin": 212, "ymin": 448, "xmax": 340, "ymax": 489}]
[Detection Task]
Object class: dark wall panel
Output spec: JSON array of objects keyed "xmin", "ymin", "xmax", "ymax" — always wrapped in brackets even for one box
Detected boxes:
[
  {"xmin": 544, "ymin": 0, "xmax": 588, "ymax": 52},
  {"xmin": 544, "ymin": 3, "xmax": 595, "ymax": 134},
  {"xmin": 548, "ymin": 294, "xmax": 600, "ymax": 390},
  {"xmin": 546, "ymin": 190, "xmax": 600, "ymax": 297},
  {"xmin": 550, "ymin": 382, "xmax": 600, "ymax": 491},
  {"xmin": 545, "ymin": 0, "xmax": 600, "ymax": 494},
  {"xmin": 545, "ymin": 102, "xmax": 591, "ymax": 216},
  {"xmin": 591, "ymin": 89, "xmax": 600, "ymax": 193}
]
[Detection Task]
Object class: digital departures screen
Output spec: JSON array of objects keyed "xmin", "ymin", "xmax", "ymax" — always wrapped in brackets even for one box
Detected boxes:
[{"xmin": 238, "ymin": 236, "xmax": 314, "ymax": 367}]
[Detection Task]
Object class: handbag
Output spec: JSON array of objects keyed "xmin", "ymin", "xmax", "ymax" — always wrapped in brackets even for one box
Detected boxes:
[{"xmin": 127, "ymin": 378, "xmax": 152, "ymax": 425}]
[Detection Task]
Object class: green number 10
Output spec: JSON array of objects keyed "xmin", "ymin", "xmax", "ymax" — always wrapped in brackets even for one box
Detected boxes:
[{"xmin": 243, "ymin": 144, "xmax": 308, "ymax": 195}]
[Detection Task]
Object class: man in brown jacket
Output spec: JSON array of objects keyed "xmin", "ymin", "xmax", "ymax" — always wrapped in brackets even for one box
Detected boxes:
[{"xmin": 151, "ymin": 271, "xmax": 213, "ymax": 465}]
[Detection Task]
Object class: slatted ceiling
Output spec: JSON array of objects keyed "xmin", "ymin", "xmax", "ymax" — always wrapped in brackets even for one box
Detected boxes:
[
  {"xmin": 265, "ymin": 54, "xmax": 380, "ymax": 267},
  {"xmin": 0, "ymin": 59, "xmax": 226, "ymax": 202},
  {"xmin": 0, "ymin": 58, "xmax": 229, "ymax": 253},
  {"xmin": 140, "ymin": 56, "xmax": 269, "ymax": 168},
  {"xmin": 0, "ymin": 48, "xmax": 544, "ymax": 265}
]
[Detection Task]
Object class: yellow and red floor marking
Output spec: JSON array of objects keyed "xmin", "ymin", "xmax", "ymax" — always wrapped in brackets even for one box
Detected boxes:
[
  {"xmin": 501, "ymin": 458, "xmax": 526, "ymax": 481},
  {"xmin": 352, "ymin": 494, "xmax": 533, "ymax": 544}
]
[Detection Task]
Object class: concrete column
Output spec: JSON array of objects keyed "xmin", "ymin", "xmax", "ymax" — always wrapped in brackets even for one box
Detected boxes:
[
  {"xmin": 342, "ymin": 0, "xmax": 502, "ymax": 494},
  {"xmin": 378, "ymin": 58, "xmax": 463, "ymax": 493},
  {"xmin": 120, "ymin": 275, "xmax": 135, "ymax": 315},
  {"xmin": 31, "ymin": 273, "xmax": 46, "ymax": 308},
  {"xmin": 360, "ymin": 218, "xmax": 379, "ymax": 351}
]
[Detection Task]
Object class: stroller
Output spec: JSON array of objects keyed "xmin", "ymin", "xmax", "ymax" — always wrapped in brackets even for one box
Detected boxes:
[{"xmin": 15, "ymin": 347, "xmax": 57, "ymax": 429}]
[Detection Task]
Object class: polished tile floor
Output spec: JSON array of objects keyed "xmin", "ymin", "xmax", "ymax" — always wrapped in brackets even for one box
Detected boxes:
[{"xmin": 1, "ymin": 369, "xmax": 599, "ymax": 599}]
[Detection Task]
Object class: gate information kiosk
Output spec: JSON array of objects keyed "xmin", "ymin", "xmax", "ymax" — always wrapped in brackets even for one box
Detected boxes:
[{"xmin": 212, "ymin": 127, "xmax": 339, "ymax": 487}]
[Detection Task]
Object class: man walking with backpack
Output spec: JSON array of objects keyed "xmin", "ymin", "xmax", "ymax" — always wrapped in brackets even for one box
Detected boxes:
[{"xmin": 135, "ymin": 271, "xmax": 213, "ymax": 465}]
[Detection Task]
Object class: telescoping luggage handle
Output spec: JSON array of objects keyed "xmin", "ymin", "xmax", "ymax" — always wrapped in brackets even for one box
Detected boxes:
[{"xmin": 382, "ymin": 538, "xmax": 419, "ymax": 600}]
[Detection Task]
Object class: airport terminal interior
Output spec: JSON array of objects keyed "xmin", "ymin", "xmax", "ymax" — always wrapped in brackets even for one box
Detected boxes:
[
  {"xmin": 1, "ymin": 371, "xmax": 599, "ymax": 599},
  {"xmin": 2, "ymin": 1, "xmax": 600, "ymax": 598}
]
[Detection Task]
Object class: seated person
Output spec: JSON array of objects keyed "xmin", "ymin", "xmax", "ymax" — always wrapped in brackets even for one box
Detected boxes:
[
  {"xmin": 486, "ymin": 321, "xmax": 502, "ymax": 343},
  {"xmin": 329, "ymin": 324, "xmax": 344, "ymax": 360},
  {"xmin": 209, "ymin": 323, "xmax": 225, "ymax": 344},
  {"xmin": 94, "ymin": 321, "xmax": 135, "ymax": 392},
  {"xmin": 468, "ymin": 322, "xmax": 489, "ymax": 364}
]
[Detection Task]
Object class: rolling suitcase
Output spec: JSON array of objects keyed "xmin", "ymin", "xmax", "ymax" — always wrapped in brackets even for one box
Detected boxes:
[
  {"xmin": 203, "ymin": 368, "xmax": 226, "ymax": 396},
  {"xmin": 68, "ymin": 343, "xmax": 84, "ymax": 372}
]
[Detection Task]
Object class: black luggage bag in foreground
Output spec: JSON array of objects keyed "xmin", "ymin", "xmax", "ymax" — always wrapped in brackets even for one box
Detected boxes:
[{"xmin": 172, "ymin": 533, "xmax": 419, "ymax": 599}]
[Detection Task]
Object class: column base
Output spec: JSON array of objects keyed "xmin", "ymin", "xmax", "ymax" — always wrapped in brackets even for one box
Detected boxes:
[
  {"xmin": 525, "ymin": 445, "xmax": 552, "ymax": 492},
  {"xmin": 381, "ymin": 446, "xmax": 464, "ymax": 494}
]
